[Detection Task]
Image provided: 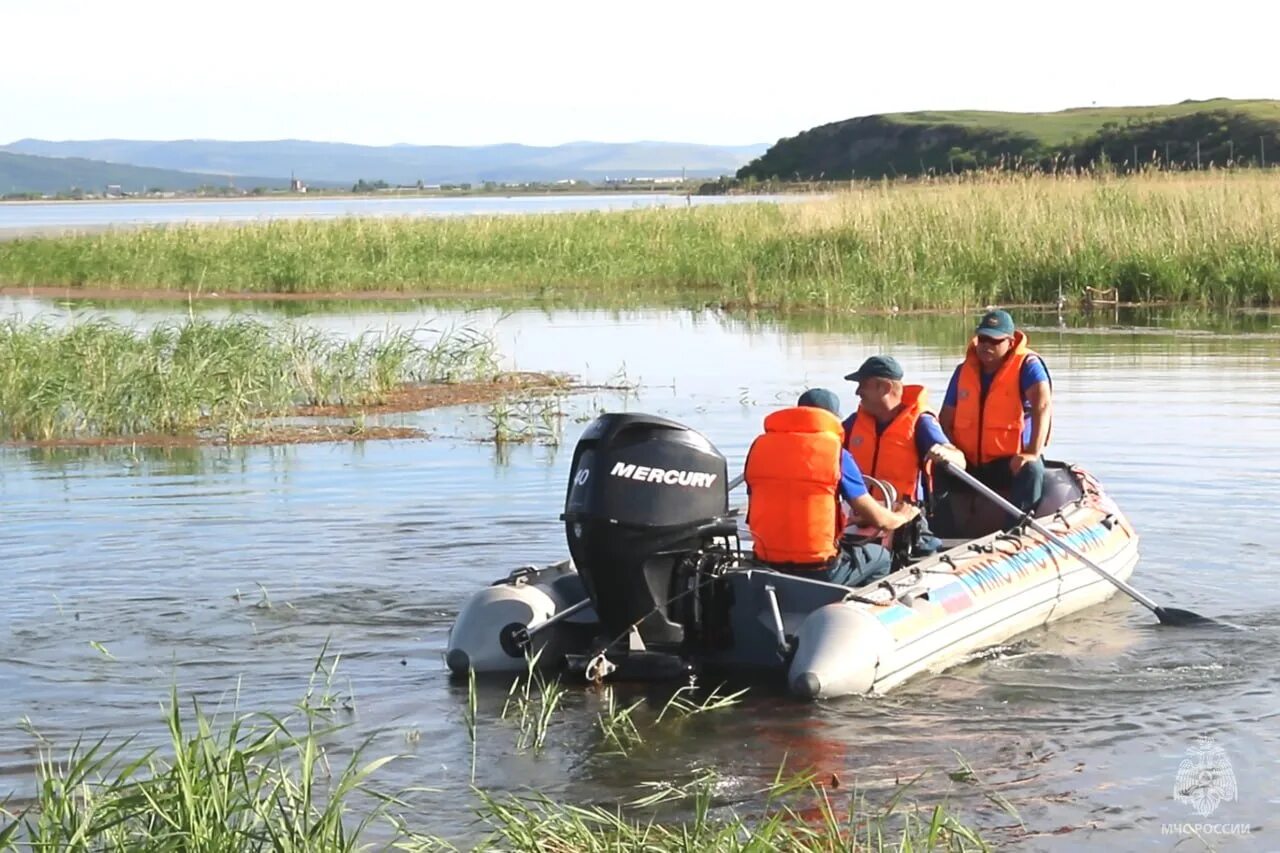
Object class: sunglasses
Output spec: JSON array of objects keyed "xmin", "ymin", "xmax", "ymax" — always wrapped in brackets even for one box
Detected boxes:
[{"xmin": 976, "ymin": 336, "xmax": 1011, "ymax": 347}]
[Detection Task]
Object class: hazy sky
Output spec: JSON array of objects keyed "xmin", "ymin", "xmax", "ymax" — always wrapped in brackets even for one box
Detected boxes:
[{"xmin": 4, "ymin": 0, "xmax": 1277, "ymax": 147}]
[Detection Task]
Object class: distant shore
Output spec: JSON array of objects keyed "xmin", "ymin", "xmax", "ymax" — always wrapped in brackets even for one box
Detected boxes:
[{"xmin": 0, "ymin": 182, "xmax": 704, "ymax": 205}]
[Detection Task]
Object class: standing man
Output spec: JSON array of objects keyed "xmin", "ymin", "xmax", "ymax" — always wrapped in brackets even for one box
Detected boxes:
[
  {"xmin": 938, "ymin": 309, "xmax": 1053, "ymax": 515},
  {"xmin": 745, "ymin": 388, "xmax": 918, "ymax": 587}
]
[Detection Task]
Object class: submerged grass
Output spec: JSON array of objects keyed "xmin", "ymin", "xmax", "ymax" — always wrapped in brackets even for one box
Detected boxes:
[
  {"xmin": 4, "ymin": 654, "xmax": 995, "ymax": 852},
  {"xmin": 0, "ymin": 316, "xmax": 498, "ymax": 442},
  {"xmin": 468, "ymin": 765, "xmax": 991, "ymax": 852},
  {"xmin": 4, "ymin": 691, "xmax": 993, "ymax": 852},
  {"xmin": 3, "ymin": 170, "xmax": 1280, "ymax": 310}
]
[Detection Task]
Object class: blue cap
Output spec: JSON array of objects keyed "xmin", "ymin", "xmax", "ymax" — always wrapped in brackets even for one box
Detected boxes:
[
  {"xmin": 797, "ymin": 388, "xmax": 841, "ymax": 417},
  {"xmin": 975, "ymin": 309, "xmax": 1015, "ymax": 338},
  {"xmin": 843, "ymin": 355, "xmax": 904, "ymax": 382}
]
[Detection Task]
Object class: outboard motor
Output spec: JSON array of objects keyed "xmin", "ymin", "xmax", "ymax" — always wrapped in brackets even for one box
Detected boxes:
[{"xmin": 562, "ymin": 414, "xmax": 735, "ymax": 657}]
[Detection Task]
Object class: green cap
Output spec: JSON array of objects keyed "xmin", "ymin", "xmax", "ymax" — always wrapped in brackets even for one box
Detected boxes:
[
  {"xmin": 843, "ymin": 355, "xmax": 904, "ymax": 382},
  {"xmin": 797, "ymin": 388, "xmax": 841, "ymax": 416},
  {"xmin": 975, "ymin": 309, "xmax": 1015, "ymax": 338}
]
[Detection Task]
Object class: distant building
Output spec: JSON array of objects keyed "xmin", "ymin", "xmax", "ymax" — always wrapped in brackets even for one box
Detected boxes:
[
  {"xmin": 104, "ymin": 184, "xmax": 124, "ymax": 198},
  {"xmin": 289, "ymin": 175, "xmax": 307, "ymax": 193}
]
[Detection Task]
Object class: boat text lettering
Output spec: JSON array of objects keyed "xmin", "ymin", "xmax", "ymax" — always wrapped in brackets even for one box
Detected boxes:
[{"xmin": 609, "ymin": 462, "xmax": 718, "ymax": 488}]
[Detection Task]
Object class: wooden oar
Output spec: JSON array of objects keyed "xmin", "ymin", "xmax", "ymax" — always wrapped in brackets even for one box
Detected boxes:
[{"xmin": 939, "ymin": 461, "xmax": 1215, "ymax": 627}]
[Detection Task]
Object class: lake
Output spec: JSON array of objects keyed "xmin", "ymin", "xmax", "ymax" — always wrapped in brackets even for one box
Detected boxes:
[
  {"xmin": 1, "ymin": 297, "xmax": 1276, "ymax": 849},
  {"xmin": 0, "ymin": 193, "xmax": 798, "ymax": 235}
]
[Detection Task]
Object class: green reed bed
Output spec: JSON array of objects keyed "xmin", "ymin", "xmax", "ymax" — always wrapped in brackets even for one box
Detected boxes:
[
  {"xmin": 0, "ymin": 316, "xmax": 497, "ymax": 442},
  {"xmin": 3, "ymin": 681, "xmax": 992, "ymax": 852},
  {"xmin": 3, "ymin": 170, "xmax": 1280, "ymax": 310}
]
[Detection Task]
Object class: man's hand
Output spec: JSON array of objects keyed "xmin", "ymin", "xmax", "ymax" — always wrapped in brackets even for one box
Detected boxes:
[
  {"xmin": 894, "ymin": 502, "xmax": 921, "ymax": 524},
  {"xmin": 927, "ymin": 444, "xmax": 965, "ymax": 470},
  {"xmin": 1009, "ymin": 452, "xmax": 1038, "ymax": 474}
]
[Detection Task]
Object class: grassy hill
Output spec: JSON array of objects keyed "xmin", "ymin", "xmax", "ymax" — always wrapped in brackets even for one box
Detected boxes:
[
  {"xmin": 882, "ymin": 98, "xmax": 1280, "ymax": 145},
  {"xmin": 3, "ymin": 140, "xmax": 769, "ymax": 188},
  {"xmin": 738, "ymin": 99, "xmax": 1280, "ymax": 181}
]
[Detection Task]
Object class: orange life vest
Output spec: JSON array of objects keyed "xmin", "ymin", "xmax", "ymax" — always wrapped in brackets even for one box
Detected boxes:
[
  {"xmin": 744, "ymin": 406, "xmax": 847, "ymax": 567},
  {"xmin": 843, "ymin": 385, "xmax": 931, "ymax": 503},
  {"xmin": 952, "ymin": 330, "xmax": 1046, "ymax": 465}
]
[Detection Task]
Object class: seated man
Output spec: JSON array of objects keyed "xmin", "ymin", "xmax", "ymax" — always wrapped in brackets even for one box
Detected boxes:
[
  {"xmin": 841, "ymin": 355, "xmax": 966, "ymax": 556},
  {"xmin": 744, "ymin": 388, "xmax": 919, "ymax": 588},
  {"xmin": 938, "ymin": 309, "xmax": 1053, "ymax": 522}
]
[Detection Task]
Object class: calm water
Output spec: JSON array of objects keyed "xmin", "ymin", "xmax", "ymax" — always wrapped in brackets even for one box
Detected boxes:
[
  {"xmin": 0, "ymin": 193, "xmax": 796, "ymax": 233},
  {"xmin": 1, "ymin": 299, "xmax": 1278, "ymax": 850}
]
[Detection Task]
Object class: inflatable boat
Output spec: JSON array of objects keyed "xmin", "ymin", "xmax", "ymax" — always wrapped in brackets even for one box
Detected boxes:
[{"xmin": 446, "ymin": 413, "xmax": 1140, "ymax": 699}]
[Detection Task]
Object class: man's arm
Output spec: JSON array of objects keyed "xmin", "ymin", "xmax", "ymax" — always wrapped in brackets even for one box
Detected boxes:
[
  {"xmin": 917, "ymin": 412, "xmax": 965, "ymax": 470},
  {"xmin": 939, "ymin": 366, "xmax": 961, "ymax": 437},
  {"xmin": 841, "ymin": 450, "xmax": 919, "ymax": 529},
  {"xmin": 849, "ymin": 494, "xmax": 919, "ymax": 530},
  {"xmin": 1022, "ymin": 380, "xmax": 1052, "ymax": 458}
]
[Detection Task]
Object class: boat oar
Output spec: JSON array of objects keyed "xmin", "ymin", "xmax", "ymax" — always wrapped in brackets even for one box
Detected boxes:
[{"xmin": 939, "ymin": 461, "xmax": 1213, "ymax": 627}]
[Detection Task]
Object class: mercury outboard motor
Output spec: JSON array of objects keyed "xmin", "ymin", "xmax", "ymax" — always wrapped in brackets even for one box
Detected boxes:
[{"xmin": 562, "ymin": 413, "xmax": 735, "ymax": 656}]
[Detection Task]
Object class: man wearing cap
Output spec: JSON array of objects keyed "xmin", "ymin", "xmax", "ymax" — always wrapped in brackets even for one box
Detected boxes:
[
  {"xmin": 744, "ymin": 388, "xmax": 920, "ymax": 587},
  {"xmin": 842, "ymin": 355, "xmax": 965, "ymax": 556},
  {"xmin": 939, "ymin": 309, "xmax": 1053, "ymax": 515},
  {"xmin": 842, "ymin": 354, "xmax": 966, "ymax": 505}
]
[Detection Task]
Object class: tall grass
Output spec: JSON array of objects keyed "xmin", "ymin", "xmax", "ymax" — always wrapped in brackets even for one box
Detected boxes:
[
  {"xmin": 4, "ymin": 663, "xmax": 994, "ymax": 852},
  {"xmin": 0, "ymin": 316, "xmax": 498, "ymax": 441},
  {"xmin": 0, "ymin": 689, "xmax": 410, "ymax": 852},
  {"xmin": 3, "ymin": 170, "xmax": 1280, "ymax": 309}
]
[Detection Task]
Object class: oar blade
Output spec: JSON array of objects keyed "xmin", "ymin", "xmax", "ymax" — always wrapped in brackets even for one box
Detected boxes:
[{"xmin": 1154, "ymin": 606, "xmax": 1218, "ymax": 627}]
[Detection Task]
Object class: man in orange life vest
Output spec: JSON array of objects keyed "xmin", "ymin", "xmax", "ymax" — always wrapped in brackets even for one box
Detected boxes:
[
  {"xmin": 938, "ymin": 309, "xmax": 1053, "ymax": 516},
  {"xmin": 744, "ymin": 388, "xmax": 920, "ymax": 587},
  {"xmin": 841, "ymin": 355, "xmax": 965, "ymax": 554}
]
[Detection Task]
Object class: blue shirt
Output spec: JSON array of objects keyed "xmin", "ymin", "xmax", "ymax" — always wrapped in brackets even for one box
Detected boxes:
[
  {"xmin": 838, "ymin": 449, "xmax": 868, "ymax": 501},
  {"xmin": 942, "ymin": 356, "xmax": 1050, "ymax": 446}
]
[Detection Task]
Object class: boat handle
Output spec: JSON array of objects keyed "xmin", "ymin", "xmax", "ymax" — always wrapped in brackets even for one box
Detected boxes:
[{"xmin": 763, "ymin": 585, "xmax": 791, "ymax": 654}]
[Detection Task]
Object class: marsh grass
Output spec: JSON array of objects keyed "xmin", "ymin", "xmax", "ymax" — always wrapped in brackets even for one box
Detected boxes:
[
  {"xmin": 4, "ymin": 663, "xmax": 994, "ymax": 852},
  {"xmin": 0, "ymin": 316, "xmax": 498, "ymax": 442},
  {"xmin": 500, "ymin": 651, "xmax": 566, "ymax": 752},
  {"xmin": 596, "ymin": 690, "xmax": 644, "ymax": 756},
  {"xmin": 4, "ymin": 171, "xmax": 1280, "ymax": 310},
  {"xmin": 469, "ymin": 764, "xmax": 990, "ymax": 852},
  {"xmin": 0, "ymin": 689, "xmax": 414, "ymax": 852},
  {"xmin": 485, "ymin": 392, "xmax": 565, "ymax": 446}
]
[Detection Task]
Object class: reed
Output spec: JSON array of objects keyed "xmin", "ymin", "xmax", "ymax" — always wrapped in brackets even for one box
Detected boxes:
[
  {"xmin": 500, "ymin": 650, "xmax": 566, "ymax": 752},
  {"xmin": 3, "ymin": 170, "xmax": 1279, "ymax": 310},
  {"xmin": 0, "ymin": 689, "xmax": 412, "ymax": 852},
  {"xmin": 0, "ymin": 316, "xmax": 498, "ymax": 442},
  {"xmin": 4, "ymin": 673, "xmax": 994, "ymax": 852},
  {"xmin": 469, "ymin": 765, "xmax": 991, "ymax": 851}
]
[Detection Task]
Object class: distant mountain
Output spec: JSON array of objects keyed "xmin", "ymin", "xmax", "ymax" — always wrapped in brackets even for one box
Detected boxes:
[
  {"xmin": 737, "ymin": 98, "xmax": 1280, "ymax": 180},
  {"xmin": 0, "ymin": 150, "xmax": 325, "ymax": 196},
  {"xmin": 2, "ymin": 139, "xmax": 769, "ymax": 187}
]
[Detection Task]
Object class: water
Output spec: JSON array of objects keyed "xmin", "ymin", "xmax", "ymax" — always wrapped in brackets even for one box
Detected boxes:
[
  {"xmin": 2, "ymin": 300, "xmax": 1278, "ymax": 849},
  {"xmin": 0, "ymin": 192, "xmax": 797, "ymax": 234}
]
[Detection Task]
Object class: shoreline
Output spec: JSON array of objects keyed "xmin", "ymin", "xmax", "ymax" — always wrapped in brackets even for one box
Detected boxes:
[{"xmin": 0, "ymin": 284, "xmax": 1188, "ymax": 316}]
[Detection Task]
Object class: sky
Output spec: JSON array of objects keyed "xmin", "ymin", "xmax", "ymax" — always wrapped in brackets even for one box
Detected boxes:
[{"xmin": 3, "ymin": 0, "xmax": 1279, "ymax": 148}]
